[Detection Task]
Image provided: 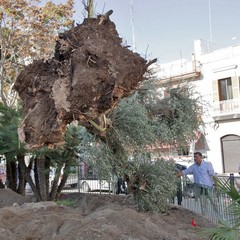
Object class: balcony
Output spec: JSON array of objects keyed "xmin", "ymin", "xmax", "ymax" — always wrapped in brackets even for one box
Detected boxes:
[
  {"xmin": 155, "ymin": 59, "xmax": 201, "ymax": 86},
  {"xmin": 212, "ymin": 98, "xmax": 240, "ymax": 120}
]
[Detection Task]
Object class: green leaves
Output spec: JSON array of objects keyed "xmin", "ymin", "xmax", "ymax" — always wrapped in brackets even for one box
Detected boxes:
[
  {"xmin": 108, "ymin": 83, "xmax": 203, "ymax": 151},
  {"xmin": 76, "ymin": 81, "xmax": 203, "ymax": 212},
  {"xmin": 200, "ymin": 219, "xmax": 239, "ymax": 240},
  {"xmin": 44, "ymin": 123, "xmax": 82, "ymax": 167},
  {"xmin": 132, "ymin": 158, "xmax": 176, "ymax": 212},
  {"xmin": 109, "ymin": 96, "xmax": 156, "ymax": 149},
  {"xmin": 77, "ymin": 126, "xmax": 117, "ymax": 180},
  {"xmin": 215, "ymin": 176, "xmax": 240, "ymax": 203},
  {"xmin": 0, "ymin": 103, "xmax": 24, "ymax": 158},
  {"xmin": 151, "ymin": 84, "xmax": 203, "ymax": 146}
]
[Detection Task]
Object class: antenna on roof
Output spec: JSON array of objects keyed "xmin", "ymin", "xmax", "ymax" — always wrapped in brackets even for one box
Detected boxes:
[
  {"xmin": 208, "ymin": 0, "xmax": 213, "ymax": 43},
  {"xmin": 130, "ymin": 0, "xmax": 136, "ymax": 52}
]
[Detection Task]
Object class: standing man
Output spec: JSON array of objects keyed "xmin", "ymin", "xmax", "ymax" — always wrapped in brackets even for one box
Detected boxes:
[{"xmin": 177, "ymin": 152, "xmax": 217, "ymax": 215}]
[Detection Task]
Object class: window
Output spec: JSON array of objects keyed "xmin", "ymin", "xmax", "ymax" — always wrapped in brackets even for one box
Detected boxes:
[
  {"xmin": 218, "ymin": 77, "xmax": 233, "ymax": 101},
  {"xmin": 177, "ymin": 147, "xmax": 189, "ymax": 156}
]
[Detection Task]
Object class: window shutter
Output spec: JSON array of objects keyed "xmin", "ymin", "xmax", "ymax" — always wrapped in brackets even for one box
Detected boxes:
[
  {"xmin": 212, "ymin": 79, "xmax": 219, "ymax": 102},
  {"xmin": 231, "ymin": 76, "xmax": 239, "ymax": 98}
]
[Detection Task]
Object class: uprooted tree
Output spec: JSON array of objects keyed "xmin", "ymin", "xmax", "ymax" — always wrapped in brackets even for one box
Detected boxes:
[
  {"xmin": 12, "ymin": 5, "xmax": 203, "ymax": 208},
  {"xmin": 12, "ymin": 11, "xmax": 159, "ymax": 201}
]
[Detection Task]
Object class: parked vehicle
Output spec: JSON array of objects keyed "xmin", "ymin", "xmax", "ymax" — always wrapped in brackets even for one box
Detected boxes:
[
  {"xmin": 50, "ymin": 166, "xmax": 79, "ymax": 189},
  {"xmin": 64, "ymin": 172, "xmax": 79, "ymax": 188},
  {"xmin": 79, "ymin": 177, "xmax": 128, "ymax": 194},
  {"xmin": 79, "ymin": 179, "xmax": 114, "ymax": 192},
  {"xmin": 57, "ymin": 161, "xmax": 129, "ymax": 194}
]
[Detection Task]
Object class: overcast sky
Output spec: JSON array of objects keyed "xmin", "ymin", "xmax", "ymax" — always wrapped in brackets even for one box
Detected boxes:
[{"xmin": 47, "ymin": 0, "xmax": 240, "ymax": 63}]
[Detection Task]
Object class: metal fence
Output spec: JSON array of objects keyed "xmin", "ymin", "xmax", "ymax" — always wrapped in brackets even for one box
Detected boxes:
[{"xmin": 173, "ymin": 174, "xmax": 240, "ymax": 225}]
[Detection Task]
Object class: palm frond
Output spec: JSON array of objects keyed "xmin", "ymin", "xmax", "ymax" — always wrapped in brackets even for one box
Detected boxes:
[
  {"xmin": 199, "ymin": 219, "xmax": 239, "ymax": 240},
  {"xmin": 199, "ymin": 177, "xmax": 240, "ymax": 239},
  {"xmin": 215, "ymin": 177, "xmax": 240, "ymax": 203}
]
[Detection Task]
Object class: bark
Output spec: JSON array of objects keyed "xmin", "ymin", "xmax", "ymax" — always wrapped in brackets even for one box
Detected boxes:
[
  {"xmin": 17, "ymin": 154, "xmax": 26, "ymax": 196},
  {"xmin": 25, "ymin": 165, "xmax": 41, "ymax": 202},
  {"xmin": 49, "ymin": 163, "xmax": 63, "ymax": 201},
  {"xmin": 45, "ymin": 158, "xmax": 51, "ymax": 196},
  {"xmin": 6, "ymin": 159, "xmax": 17, "ymax": 192},
  {"xmin": 35, "ymin": 157, "xmax": 47, "ymax": 201},
  {"xmin": 56, "ymin": 164, "xmax": 71, "ymax": 200}
]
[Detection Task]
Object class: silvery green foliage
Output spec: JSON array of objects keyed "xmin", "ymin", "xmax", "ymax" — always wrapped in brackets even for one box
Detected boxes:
[
  {"xmin": 109, "ymin": 82, "xmax": 204, "ymax": 151},
  {"xmin": 109, "ymin": 95, "xmax": 157, "ymax": 149},
  {"xmin": 77, "ymin": 81, "xmax": 203, "ymax": 212},
  {"xmin": 138, "ymin": 82, "xmax": 205, "ymax": 147},
  {"xmin": 130, "ymin": 156, "xmax": 177, "ymax": 213},
  {"xmin": 78, "ymin": 127, "xmax": 118, "ymax": 181}
]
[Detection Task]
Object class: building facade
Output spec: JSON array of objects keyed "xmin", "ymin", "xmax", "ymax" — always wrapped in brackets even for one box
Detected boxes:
[{"xmin": 156, "ymin": 39, "xmax": 240, "ymax": 174}]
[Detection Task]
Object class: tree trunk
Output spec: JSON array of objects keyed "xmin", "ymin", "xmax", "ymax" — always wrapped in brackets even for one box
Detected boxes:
[
  {"xmin": 17, "ymin": 154, "xmax": 26, "ymax": 196},
  {"xmin": 45, "ymin": 158, "xmax": 51, "ymax": 196},
  {"xmin": 20, "ymin": 157, "xmax": 41, "ymax": 202},
  {"xmin": 25, "ymin": 165, "xmax": 41, "ymax": 202},
  {"xmin": 6, "ymin": 158, "xmax": 17, "ymax": 192},
  {"xmin": 55, "ymin": 164, "xmax": 71, "ymax": 200},
  {"xmin": 87, "ymin": 0, "xmax": 94, "ymax": 18},
  {"xmin": 35, "ymin": 157, "xmax": 47, "ymax": 201},
  {"xmin": 49, "ymin": 163, "xmax": 63, "ymax": 201}
]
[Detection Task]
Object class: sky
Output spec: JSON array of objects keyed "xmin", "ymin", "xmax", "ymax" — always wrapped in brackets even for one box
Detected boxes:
[{"xmin": 45, "ymin": 0, "xmax": 240, "ymax": 63}]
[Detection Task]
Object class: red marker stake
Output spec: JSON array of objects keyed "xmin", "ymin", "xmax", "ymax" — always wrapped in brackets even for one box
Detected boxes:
[{"xmin": 191, "ymin": 218, "xmax": 197, "ymax": 227}]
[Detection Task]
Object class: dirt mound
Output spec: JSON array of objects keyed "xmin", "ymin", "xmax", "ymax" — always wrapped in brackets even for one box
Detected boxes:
[
  {"xmin": 0, "ymin": 189, "xmax": 31, "ymax": 208},
  {"xmin": 14, "ymin": 13, "xmax": 155, "ymax": 149},
  {"xmin": 0, "ymin": 192, "xmax": 213, "ymax": 240}
]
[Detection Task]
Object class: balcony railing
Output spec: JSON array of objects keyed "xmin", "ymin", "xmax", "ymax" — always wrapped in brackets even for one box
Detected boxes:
[
  {"xmin": 155, "ymin": 59, "xmax": 201, "ymax": 85},
  {"xmin": 213, "ymin": 98, "xmax": 240, "ymax": 116}
]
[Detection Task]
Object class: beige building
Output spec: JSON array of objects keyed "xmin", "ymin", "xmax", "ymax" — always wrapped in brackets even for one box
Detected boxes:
[{"xmin": 156, "ymin": 39, "xmax": 240, "ymax": 174}]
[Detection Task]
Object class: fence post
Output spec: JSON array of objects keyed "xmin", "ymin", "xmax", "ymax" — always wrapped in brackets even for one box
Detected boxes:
[
  {"xmin": 229, "ymin": 173, "xmax": 235, "ymax": 188},
  {"xmin": 77, "ymin": 165, "xmax": 80, "ymax": 193}
]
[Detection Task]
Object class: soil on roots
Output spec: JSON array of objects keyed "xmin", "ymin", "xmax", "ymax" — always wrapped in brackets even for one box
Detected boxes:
[{"xmin": 14, "ymin": 14, "xmax": 154, "ymax": 149}]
